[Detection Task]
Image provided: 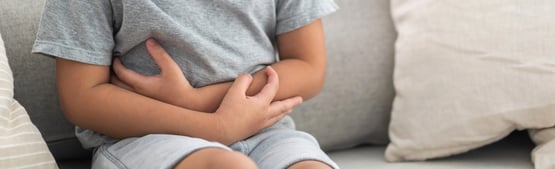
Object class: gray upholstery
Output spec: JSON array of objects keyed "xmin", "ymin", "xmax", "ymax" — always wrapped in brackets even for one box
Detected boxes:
[
  {"xmin": 0, "ymin": 0, "xmax": 536, "ymax": 168},
  {"xmin": 293, "ymin": 0, "xmax": 395, "ymax": 150},
  {"xmin": 330, "ymin": 132, "xmax": 535, "ymax": 169}
]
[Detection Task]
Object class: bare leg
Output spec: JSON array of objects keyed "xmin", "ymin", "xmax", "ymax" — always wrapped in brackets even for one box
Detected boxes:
[
  {"xmin": 288, "ymin": 160, "xmax": 333, "ymax": 169},
  {"xmin": 174, "ymin": 148, "xmax": 258, "ymax": 169}
]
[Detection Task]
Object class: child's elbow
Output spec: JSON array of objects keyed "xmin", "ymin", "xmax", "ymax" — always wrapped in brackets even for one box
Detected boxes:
[
  {"xmin": 303, "ymin": 69, "xmax": 326, "ymax": 100},
  {"xmin": 57, "ymin": 90, "xmax": 93, "ymax": 127},
  {"xmin": 315, "ymin": 71, "xmax": 326, "ymax": 90},
  {"xmin": 58, "ymin": 98, "xmax": 82, "ymax": 126}
]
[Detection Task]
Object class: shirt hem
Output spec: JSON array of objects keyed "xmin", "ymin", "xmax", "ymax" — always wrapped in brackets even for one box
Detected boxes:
[{"xmin": 32, "ymin": 41, "xmax": 113, "ymax": 66}]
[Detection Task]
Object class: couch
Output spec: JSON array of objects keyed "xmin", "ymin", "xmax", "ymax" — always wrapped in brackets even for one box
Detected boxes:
[{"xmin": 0, "ymin": 0, "xmax": 537, "ymax": 168}]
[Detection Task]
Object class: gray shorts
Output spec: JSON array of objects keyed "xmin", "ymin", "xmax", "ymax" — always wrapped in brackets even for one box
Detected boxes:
[{"xmin": 90, "ymin": 116, "xmax": 339, "ymax": 169}]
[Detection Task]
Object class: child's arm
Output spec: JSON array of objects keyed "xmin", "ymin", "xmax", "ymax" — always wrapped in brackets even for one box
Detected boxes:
[
  {"xmin": 114, "ymin": 19, "xmax": 327, "ymax": 112},
  {"xmin": 56, "ymin": 49, "xmax": 302, "ymax": 145},
  {"xmin": 201, "ymin": 19, "xmax": 328, "ymax": 111}
]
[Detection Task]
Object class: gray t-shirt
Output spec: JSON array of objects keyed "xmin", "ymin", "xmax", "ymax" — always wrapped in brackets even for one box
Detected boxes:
[
  {"xmin": 32, "ymin": 0, "xmax": 338, "ymax": 148},
  {"xmin": 33, "ymin": 0, "xmax": 338, "ymax": 87}
]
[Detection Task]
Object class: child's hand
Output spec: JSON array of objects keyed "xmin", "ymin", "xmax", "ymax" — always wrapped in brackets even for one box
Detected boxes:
[
  {"xmin": 112, "ymin": 39, "xmax": 197, "ymax": 107},
  {"xmin": 213, "ymin": 66, "xmax": 303, "ymax": 145}
]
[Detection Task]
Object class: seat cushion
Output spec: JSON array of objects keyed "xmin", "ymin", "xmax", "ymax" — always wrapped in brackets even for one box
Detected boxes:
[{"xmin": 331, "ymin": 132, "xmax": 534, "ymax": 169}]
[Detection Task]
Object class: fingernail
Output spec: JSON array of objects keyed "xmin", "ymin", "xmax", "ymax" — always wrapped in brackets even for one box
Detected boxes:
[
  {"xmin": 146, "ymin": 39, "xmax": 155, "ymax": 47},
  {"xmin": 297, "ymin": 96, "xmax": 304, "ymax": 103}
]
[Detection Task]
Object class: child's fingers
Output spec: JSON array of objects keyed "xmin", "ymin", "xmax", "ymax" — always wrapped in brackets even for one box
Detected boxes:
[
  {"xmin": 264, "ymin": 96, "xmax": 303, "ymax": 127},
  {"xmin": 112, "ymin": 58, "xmax": 148, "ymax": 88},
  {"xmin": 267, "ymin": 96, "xmax": 303, "ymax": 119},
  {"xmin": 145, "ymin": 38, "xmax": 182, "ymax": 77},
  {"xmin": 265, "ymin": 110, "xmax": 290, "ymax": 127},
  {"xmin": 253, "ymin": 66, "xmax": 279, "ymax": 102},
  {"xmin": 227, "ymin": 74, "xmax": 253, "ymax": 97},
  {"xmin": 110, "ymin": 75, "xmax": 134, "ymax": 91}
]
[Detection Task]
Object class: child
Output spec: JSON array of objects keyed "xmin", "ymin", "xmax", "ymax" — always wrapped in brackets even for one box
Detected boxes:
[{"xmin": 33, "ymin": 0, "xmax": 339, "ymax": 169}]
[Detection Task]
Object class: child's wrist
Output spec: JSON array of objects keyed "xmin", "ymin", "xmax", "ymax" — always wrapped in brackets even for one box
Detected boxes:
[
  {"xmin": 210, "ymin": 113, "xmax": 235, "ymax": 145},
  {"xmin": 195, "ymin": 85, "xmax": 226, "ymax": 112}
]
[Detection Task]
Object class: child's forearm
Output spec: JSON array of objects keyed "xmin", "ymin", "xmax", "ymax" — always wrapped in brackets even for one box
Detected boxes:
[
  {"xmin": 194, "ymin": 60, "xmax": 324, "ymax": 113},
  {"xmin": 249, "ymin": 60, "xmax": 325, "ymax": 100},
  {"xmin": 56, "ymin": 58, "xmax": 227, "ymax": 142}
]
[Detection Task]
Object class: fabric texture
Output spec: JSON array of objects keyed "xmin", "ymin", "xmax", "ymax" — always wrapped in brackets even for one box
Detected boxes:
[
  {"xmin": 330, "ymin": 132, "xmax": 534, "ymax": 169},
  {"xmin": 33, "ymin": 0, "xmax": 338, "ymax": 87},
  {"xmin": 92, "ymin": 116, "xmax": 339, "ymax": 169},
  {"xmin": 0, "ymin": 34, "xmax": 58, "ymax": 168},
  {"xmin": 229, "ymin": 116, "xmax": 338, "ymax": 169},
  {"xmin": 293, "ymin": 0, "xmax": 396, "ymax": 151},
  {"xmin": 387, "ymin": 0, "xmax": 555, "ymax": 164},
  {"xmin": 92, "ymin": 134, "xmax": 230, "ymax": 169}
]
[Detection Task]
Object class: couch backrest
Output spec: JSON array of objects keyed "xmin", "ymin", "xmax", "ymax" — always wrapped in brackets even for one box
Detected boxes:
[
  {"xmin": 0, "ymin": 0, "xmax": 397, "ymax": 160},
  {"xmin": 293, "ymin": 0, "xmax": 396, "ymax": 150}
]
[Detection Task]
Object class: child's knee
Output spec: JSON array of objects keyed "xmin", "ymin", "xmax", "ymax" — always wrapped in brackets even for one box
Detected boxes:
[
  {"xmin": 288, "ymin": 160, "xmax": 333, "ymax": 169},
  {"xmin": 175, "ymin": 148, "xmax": 257, "ymax": 169},
  {"xmin": 215, "ymin": 150, "xmax": 258, "ymax": 169}
]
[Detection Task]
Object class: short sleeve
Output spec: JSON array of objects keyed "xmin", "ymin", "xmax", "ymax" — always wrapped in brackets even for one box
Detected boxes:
[
  {"xmin": 32, "ymin": 0, "xmax": 115, "ymax": 65},
  {"xmin": 276, "ymin": 0, "xmax": 339, "ymax": 35}
]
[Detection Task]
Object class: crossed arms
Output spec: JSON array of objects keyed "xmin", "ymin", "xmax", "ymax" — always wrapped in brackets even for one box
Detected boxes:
[{"xmin": 56, "ymin": 20, "xmax": 327, "ymax": 145}]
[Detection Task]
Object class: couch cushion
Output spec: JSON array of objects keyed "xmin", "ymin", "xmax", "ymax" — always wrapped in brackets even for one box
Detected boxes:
[
  {"xmin": 292, "ymin": 0, "xmax": 396, "ymax": 151},
  {"xmin": 387, "ymin": 0, "xmax": 555, "ymax": 164},
  {"xmin": 0, "ymin": 0, "xmax": 91, "ymax": 160},
  {"xmin": 331, "ymin": 132, "xmax": 534, "ymax": 169}
]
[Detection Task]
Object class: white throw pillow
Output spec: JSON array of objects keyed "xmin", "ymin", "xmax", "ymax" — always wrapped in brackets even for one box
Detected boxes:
[
  {"xmin": 0, "ymin": 34, "xmax": 58, "ymax": 168},
  {"xmin": 386, "ymin": 0, "xmax": 555, "ymax": 166}
]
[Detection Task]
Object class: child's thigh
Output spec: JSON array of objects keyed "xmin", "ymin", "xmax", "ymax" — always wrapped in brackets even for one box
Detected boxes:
[
  {"xmin": 174, "ymin": 147, "xmax": 258, "ymax": 169},
  {"xmin": 231, "ymin": 124, "xmax": 339, "ymax": 169},
  {"xmin": 91, "ymin": 134, "xmax": 230, "ymax": 169}
]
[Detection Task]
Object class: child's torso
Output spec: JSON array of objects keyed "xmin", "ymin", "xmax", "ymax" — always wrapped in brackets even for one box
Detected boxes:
[{"xmin": 111, "ymin": 0, "xmax": 279, "ymax": 87}]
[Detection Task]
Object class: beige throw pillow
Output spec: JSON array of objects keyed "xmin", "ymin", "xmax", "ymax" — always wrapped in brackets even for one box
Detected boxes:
[
  {"xmin": 530, "ymin": 128, "xmax": 555, "ymax": 169},
  {"xmin": 0, "ymin": 34, "xmax": 58, "ymax": 168},
  {"xmin": 386, "ymin": 0, "xmax": 555, "ymax": 166}
]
